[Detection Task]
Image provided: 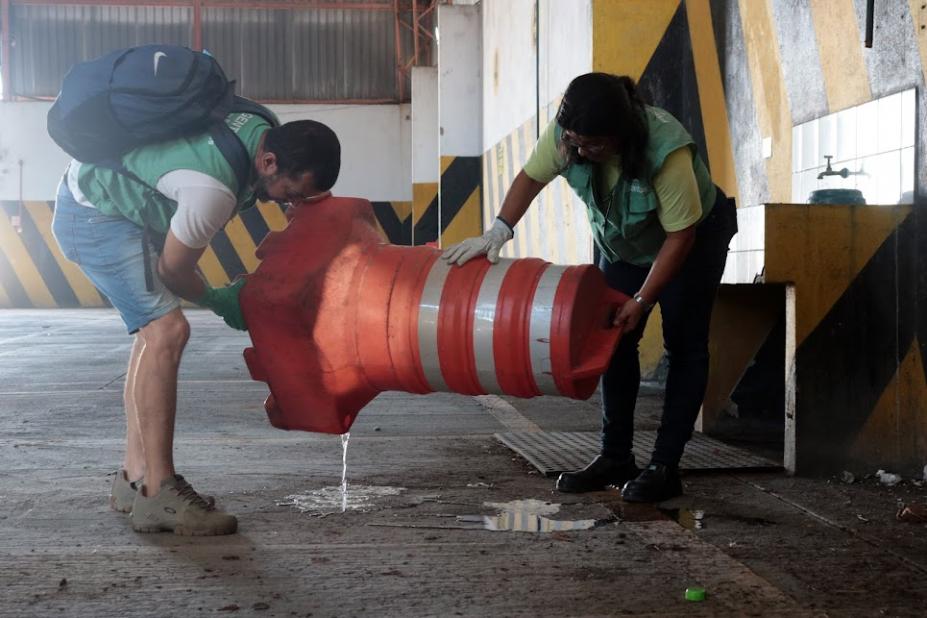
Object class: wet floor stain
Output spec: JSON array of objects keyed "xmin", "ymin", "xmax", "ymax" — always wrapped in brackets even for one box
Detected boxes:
[
  {"xmin": 278, "ymin": 486, "xmax": 405, "ymax": 515},
  {"xmin": 659, "ymin": 507, "xmax": 706, "ymax": 530},
  {"xmin": 711, "ymin": 513, "xmax": 776, "ymax": 526},
  {"xmin": 659, "ymin": 507, "xmax": 777, "ymax": 530},
  {"xmin": 458, "ymin": 499, "xmax": 615, "ymax": 533}
]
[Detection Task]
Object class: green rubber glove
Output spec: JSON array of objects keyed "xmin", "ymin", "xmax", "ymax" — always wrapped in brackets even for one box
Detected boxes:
[{"xmin": 197, "ymin": 279, "xmax": 247, "ymax": 331}]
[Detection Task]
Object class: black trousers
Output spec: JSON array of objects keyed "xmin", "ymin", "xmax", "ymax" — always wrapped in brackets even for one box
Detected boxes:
[{"xmin": 598, "ymin": 188, "xmax": 738, "ymax": 466}]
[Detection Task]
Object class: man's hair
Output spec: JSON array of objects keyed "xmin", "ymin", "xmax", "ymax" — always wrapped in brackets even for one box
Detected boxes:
[
  {"xmin": 556, "ymin": 72, "xmax": 649, "ymax": 179},
  {"xmin": 263, "ymin": 120, "xmax": 341, "ymax": 191}
]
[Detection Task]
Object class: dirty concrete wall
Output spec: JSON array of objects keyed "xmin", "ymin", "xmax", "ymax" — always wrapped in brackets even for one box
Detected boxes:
[
  {"xmin": 426, "ymin": 3, "xmax": 483, "ymax": 248},
  {"xmin": 481, "ymin": 0, "xmax": 538, "ymax": 150},
  {"xmin": 0, "ymin": 101, "xmax": 414, "ymax": 307},
  {"xmin": 711, "ymin": 0, "xmax": 927, "ymax": 473},
  {"xmin": 411, "ymin": 66, "xmax": 440, "ymax": 247},
  {"xmin": 481, "ymin": 0, "xmax": 594, "ymax": 268},
  {"xmin": 714, "ymin": 0, "xmax": 927, "ymax": 208}
]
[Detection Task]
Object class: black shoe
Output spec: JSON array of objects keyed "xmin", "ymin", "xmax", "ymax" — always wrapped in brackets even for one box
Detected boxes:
[
  {"xmin": 555, "ymin": 455, "xmax": 640, "ymax": 493},
  {"xmin": 621, "ymin": 463, "xmax": 683, "ymax": 503}
]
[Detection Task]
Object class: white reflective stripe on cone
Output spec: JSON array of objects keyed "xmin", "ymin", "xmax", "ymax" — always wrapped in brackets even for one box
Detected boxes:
[
  {"xmin": 417, "ymin": 257, "xmax": 452, "ymax": 392},
  {"xmin": 528, "ymin": 264, "xmax": 566, "ymax": 396},
  {"xmin": 472, "ymin": 258, "xmax": 515, "ymax": 394}
]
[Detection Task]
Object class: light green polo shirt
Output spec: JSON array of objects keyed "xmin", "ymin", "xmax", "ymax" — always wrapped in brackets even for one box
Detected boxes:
[
  {"xmin": 75, "ymin": 112, "xmax": 272, "ymax": 234},
  {"xmin": 524, "ymin": 117, "xmax": 703, "ymax": 233}
]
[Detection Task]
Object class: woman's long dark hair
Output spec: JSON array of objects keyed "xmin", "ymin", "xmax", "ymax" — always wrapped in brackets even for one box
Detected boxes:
[{"xmin": 556, "ymin": 73, "xmax": 649, "ymax": 179}]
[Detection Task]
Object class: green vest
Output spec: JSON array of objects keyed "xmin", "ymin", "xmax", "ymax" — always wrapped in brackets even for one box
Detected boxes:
[
  {"xmin": 76, "ymin": 112, "xmax": 272, "ymax": 233},
  {"xmin": 558, "ymin": 106, "xmax": 716, "ymax": 266}
]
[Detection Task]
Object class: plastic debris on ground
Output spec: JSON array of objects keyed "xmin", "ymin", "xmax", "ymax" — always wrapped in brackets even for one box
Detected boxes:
[
  {"xmin": 896, "ymin": 503, "xmax": 927, "ymax": 524},
  {"xmin": 876, "ymin": 469, "xmax": 902, "ymax": 486},
  {"xmin": 684, "ymin": 587, "xmax": 706, "ymax": 602}
]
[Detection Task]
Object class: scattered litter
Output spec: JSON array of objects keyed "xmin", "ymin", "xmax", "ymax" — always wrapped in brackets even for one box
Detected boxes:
[
  {"xmin": 896, "ymin": 503, "xmax": 927, "ymax": 523},
  {"xmin": 466, "ymin": 482, "xmax": 494, "ymax": 488},
  {"xmin": 876, "ymin": 469, "xmax": 902, "ymax": 486},
  {"xmin": 856, "ymin": 514, "xmax": 870, "ymax": 523},
  {"xmin": 684, "ymin": 587, "xmax": 706, "ymax": 602},
  {"xmin": 722, "ymin": 399, "xmax": 739, "ymax": 419},
  {"xmin": 58, "ymin": 578, "xmax": 67, "ymax": 589},
  {"xmin": 840, "ymin": 471, "xmax": 855, "ymax": 484}
]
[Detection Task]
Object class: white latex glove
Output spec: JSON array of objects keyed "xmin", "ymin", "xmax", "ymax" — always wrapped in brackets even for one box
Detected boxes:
[{"xmin": 441, "ymin": 218, "xmax": 514, "ymax": 266}]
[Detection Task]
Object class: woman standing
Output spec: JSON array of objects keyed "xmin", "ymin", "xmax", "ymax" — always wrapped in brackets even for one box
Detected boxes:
[{"xmin": 443, "ymin": 72, "xmax": 737, "ymax": 502}]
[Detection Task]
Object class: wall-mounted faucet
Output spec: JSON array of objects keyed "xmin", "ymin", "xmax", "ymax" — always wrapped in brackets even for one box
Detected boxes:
[{"xmin": 817, "ymin": 155, "xmax": 850, "ymax": 180}]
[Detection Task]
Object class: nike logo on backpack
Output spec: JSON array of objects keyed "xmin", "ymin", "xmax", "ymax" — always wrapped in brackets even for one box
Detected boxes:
[{"xmin": 153, "ymin": 51, "xmax": 167, "ymax": 75}]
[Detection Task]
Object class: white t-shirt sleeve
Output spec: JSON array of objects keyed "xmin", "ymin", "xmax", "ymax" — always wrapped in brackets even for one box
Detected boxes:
[{"xmin": 156, "ymin": 170, "xmax": 237, "ymax": 249}]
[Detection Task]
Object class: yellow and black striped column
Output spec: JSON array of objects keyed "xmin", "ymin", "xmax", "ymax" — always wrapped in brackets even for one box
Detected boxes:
[
  {"xmin": 0, "ymin": 199, "xmax": 416, "ymax": 308},
  {"xmin": 412, "ymin": 156, "xmax": 481, "ymax": 247}
]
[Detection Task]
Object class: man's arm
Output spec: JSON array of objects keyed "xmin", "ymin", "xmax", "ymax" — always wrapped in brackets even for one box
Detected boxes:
[
  {"xmin": 157, "ymin": 232, "xmax": 208, "ymax": 301},
  {"xmin": 154, "ymin": 171, "xmax": 247, "ymax": 329}
]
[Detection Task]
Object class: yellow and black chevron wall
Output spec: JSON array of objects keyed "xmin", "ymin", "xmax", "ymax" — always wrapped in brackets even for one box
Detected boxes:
[
  {"xmin": 0, "ymin": 198, "xmax": 414, "ymax": 308},
  {"xmin": 483, "ymin": 0, "xmax": 926, "ymax": 472},
  {"xmin": 712, "ymin": 0, "xmax": 926, "ymax": 473},
  {"xmin": 411, "ymin": 156, "xmax": 482, "ymax": 248},
  {"xmin": 483, "ymin": 114, "xmax": 594, "ymax": 267},
  {"xmin": 762, "ymin": 203, "xmax": 926, "ymax": 472}
]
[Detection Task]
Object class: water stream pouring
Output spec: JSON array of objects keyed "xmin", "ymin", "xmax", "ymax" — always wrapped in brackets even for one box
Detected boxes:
[{"xmin": 340, "ymin": 432, "xmax": 350, "ymax": 513}]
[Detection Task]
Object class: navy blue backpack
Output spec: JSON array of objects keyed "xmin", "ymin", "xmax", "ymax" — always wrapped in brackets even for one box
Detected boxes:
[{"xmin": 47, "ymin": 44, "xmax": 278, "ymax": 193}]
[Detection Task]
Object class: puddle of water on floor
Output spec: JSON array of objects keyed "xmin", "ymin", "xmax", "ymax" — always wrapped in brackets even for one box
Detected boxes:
[
  {"xmin": 659, "ymin": 507, "xmax": 706, "ymax": 530},
  {"xmin": 457, "ymin": 498, "xmax": 613, "ymax": 533},
  {"xmin": 278, "ymin": 486, "xmax": 405, "ymax": 515}
]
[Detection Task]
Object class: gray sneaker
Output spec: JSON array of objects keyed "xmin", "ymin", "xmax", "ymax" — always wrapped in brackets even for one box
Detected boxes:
[
  {"xmin": 110, "ymin": 470, "xmax": 141, "ymax": 513},
  {"xmin": 131, "ymin": 475, "xmax": 237, "ymax": 536}
]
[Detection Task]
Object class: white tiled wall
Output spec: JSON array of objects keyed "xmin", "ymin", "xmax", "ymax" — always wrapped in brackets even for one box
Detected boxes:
[
  {"xmin": 791, "ymin": 88, "xmax": 916, "ymax": 205},
  {"xmin": 722, "ymin": 205, "xmax": 767, "ymax": 285}
]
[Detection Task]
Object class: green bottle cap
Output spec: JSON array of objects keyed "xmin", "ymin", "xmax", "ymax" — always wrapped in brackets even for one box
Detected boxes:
[{"xmin": 685, "ymin": 587, "xmax": 706, "ymax": 602}]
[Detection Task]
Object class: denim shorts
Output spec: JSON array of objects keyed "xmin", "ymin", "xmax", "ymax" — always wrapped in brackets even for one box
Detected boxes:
[{"xmin": 52, "ymin": 181, "xmax": 179, "ymax": 334}]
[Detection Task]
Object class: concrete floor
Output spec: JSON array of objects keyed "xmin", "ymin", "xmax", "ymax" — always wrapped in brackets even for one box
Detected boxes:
[{"xmin": 2, "ymin": 309, "xmax": 926, "ymax": 617}]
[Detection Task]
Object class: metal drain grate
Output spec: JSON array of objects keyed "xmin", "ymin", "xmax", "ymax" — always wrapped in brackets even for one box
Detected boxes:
[{"xmin": 495, "ymin": 431, "xmax": 781, "ymax": 477}]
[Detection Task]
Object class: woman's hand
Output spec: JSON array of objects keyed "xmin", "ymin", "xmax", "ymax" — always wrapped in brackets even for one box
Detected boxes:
[
  {"xmin": 613, "ymin": 297, "xmax": 646, "ymax": 332},
  {"xmin": 442, "ymin": 218, "xmax": 513, "ymax": 266},
  {"xmin": 442, "ymin": 170, "xmax": 546, "ymax": 266}
]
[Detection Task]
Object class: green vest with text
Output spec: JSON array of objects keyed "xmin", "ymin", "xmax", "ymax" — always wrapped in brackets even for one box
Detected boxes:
[
  {"xmin": 75, "ymin": 112, "xmax": 271, "ymax": 233},
  {"xmin": 558, "ymin": 106, "xmax": 716, "ymax": 266}
]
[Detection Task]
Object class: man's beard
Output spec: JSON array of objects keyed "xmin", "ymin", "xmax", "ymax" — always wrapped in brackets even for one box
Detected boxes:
[{"xmin": 254, "ymin": 177, "xmax": 272, "ymax": 202}]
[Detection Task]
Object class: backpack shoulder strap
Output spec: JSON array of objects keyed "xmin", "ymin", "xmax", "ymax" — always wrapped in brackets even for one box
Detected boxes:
[
  {"xmin": 212, "ymin": 97, "xmax": 279, "ymax": 196},
  {"xmin": 209, "ymin": 124, "xmax": 253, "ymax": 196}
]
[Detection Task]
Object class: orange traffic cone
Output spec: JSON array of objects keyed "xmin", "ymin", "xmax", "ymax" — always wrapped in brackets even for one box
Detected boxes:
[{"xmin": 241, "ymin": 196, "xmax": 628, "ymax": 434}]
